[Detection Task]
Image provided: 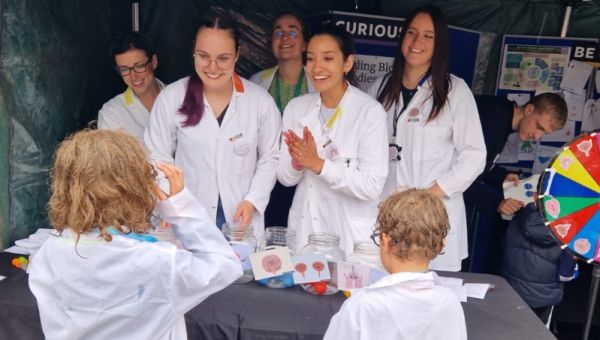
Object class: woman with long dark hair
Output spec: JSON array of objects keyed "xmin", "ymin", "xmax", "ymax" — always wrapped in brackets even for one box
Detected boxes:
[
  {"xmin": 278, "ymin": 25, "xmax": 388, "ymax": 255},
  {"xmin": 145, "ymin": 14, "xmax": 280, "ymax": 242},
  {"xmin": 369, "ymin": 5, "xmax": 486, "ymax": 271}
]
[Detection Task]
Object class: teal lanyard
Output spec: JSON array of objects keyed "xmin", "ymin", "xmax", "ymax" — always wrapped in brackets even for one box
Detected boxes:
[{"xmin": 274, "ymin": 69, "xmax": 305, "ymax": 113}]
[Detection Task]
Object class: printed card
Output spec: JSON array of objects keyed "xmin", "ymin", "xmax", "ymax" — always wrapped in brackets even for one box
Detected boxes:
[
  {"xmin": 249, "ymin": 246, "xmax": 294, "ymax": 281},
  {"xmin": 230, "ymin": 241, "xmax": 253, "ymax": 270},
  {"xmin": 336, "ymin": 262, "xmax": 372, "ymax": 290},
  {"xmin": 291, "ymin": 254, "xmax": 331, "ymax": 284}
]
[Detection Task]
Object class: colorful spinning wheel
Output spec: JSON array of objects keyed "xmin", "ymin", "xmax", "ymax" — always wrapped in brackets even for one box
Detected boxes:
[{"xmin": 539, "ymin": 130, "xmax": 600, "ymax": 263}]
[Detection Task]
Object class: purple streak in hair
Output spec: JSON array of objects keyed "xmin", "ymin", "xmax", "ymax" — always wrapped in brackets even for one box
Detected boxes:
[{"xmin": 178, "ymin": 73, "xmax": 204, "ymax": 127}]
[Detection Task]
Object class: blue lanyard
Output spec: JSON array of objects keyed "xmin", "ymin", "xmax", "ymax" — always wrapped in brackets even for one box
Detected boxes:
[{"xmin": 392, "ymin": 74, "xmax": 429, "ymax": 137}]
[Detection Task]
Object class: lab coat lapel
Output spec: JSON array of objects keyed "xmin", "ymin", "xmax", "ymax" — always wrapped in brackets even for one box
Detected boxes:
[{"xmin": 219, "ymin": 74, "xmax": 245, "ymax": 129}]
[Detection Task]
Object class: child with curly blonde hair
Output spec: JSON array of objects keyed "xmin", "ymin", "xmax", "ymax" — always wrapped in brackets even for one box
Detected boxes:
[
  {"xmin": 29, "ymin": 129, "xmax": 241, "ymax": 340},
  {"xmin": 324, "ymin": 189, "xmax": 467, "ymax": 340}
]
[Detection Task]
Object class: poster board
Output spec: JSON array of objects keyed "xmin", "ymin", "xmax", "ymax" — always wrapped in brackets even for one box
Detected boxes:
[
  {"xmin": 305, "ymin": 11, "xmax": 493, "ymax": 92},
  {"xmin": 495, "ymin": 35, "xmax": 600, "ymax": 174}
]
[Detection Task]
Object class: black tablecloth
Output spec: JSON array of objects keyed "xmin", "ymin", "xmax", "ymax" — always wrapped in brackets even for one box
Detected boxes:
[{"xmin": 0, "ymin": 252, "xmax": 555, "ymax": 340}]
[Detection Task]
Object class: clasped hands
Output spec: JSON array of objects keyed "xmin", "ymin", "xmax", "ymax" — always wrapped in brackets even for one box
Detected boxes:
[{"xmin": 282, "ymin": 126, "xmax": 325, "ymax": 174}]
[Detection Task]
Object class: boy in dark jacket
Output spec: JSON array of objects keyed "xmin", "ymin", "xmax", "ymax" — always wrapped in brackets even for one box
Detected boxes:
[{"xmin": 501, "ymin": 202, "xmax": 578, "ymax": 324}]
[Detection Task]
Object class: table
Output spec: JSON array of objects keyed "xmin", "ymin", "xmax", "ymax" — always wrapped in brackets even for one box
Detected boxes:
[{"xmin": 0, "ymin": 252, "xmax": 555, "ymax": 339}]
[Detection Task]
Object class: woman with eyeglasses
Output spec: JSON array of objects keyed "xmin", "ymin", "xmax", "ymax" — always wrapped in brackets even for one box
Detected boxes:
[
  {"xmin": 145, "ymin": 14, "xmax": 280, "ymax": 242},
  {"xmin": 250, "ymin": 12, "xmax": 315, "ymax": 228},
  {"xmin": 98, "ymin": 32, "xmax": 165, "ymax": 143},
  {"xmin": 368, "ymin": 5, "xmax": 486, "ymax": 271},
  {"xmin": 278, "ymin": 25, "xmax": 387, "ymax": 256}
]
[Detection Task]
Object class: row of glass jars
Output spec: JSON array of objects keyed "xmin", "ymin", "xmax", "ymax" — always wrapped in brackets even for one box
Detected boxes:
[{"xmin": 221, "ymin": 224, "xmax": 383, "ymax": 294}]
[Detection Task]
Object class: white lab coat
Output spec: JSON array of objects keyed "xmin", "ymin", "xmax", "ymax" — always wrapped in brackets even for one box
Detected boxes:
[
  {"xmin": 324, "ymin": 271, "xmax": 467, "ymax": 340},
  {"xmin": 144, "ymin": 75, "xmax": 280, "ymax": 241},
  {"xmin": 98, "ymin": 79, "xmax": 166, "ymax": 142},
  {"xmin": 368, "ymin": 74, "xmax": 486, "ymax": 271},
  {"xmin": 249, "ymin": 65, "xmax": 316, "ymax": 93},
  {"xmin": 278, "ymin": 84, "xmax": 388, "ymax": 256},
  {"xmin": 28, "ymin": 188, "xmax": 242, "ymax": 340}
]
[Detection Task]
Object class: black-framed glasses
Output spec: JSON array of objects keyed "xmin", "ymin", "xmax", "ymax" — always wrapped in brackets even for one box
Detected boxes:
[
  {"xmin": 370, "ymin": 226, "xmax": 381, "ymax": 247},
  {"xmin": 272, "ymin": 30, "xmax": 300, "ymax": 40},
  {"xmin": 115, "ymin": 59, "xmax": 151, "ymax": 76}
]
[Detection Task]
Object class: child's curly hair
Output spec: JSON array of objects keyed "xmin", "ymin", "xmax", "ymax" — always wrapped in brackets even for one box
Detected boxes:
[
  {"xmin": 48, "ymin": 129, "xmax": 157, "ymax": 242},
  {"xmin": 377, "ymin": 189, "xmax": 449, "ymax": 261}
]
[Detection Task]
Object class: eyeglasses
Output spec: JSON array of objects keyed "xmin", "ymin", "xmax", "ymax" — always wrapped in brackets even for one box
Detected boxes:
[
  {"xmin": 370, "ymin": 226, "xmax": 381, "ymax": 247},
  {"xmin": 115, "ymin": 59, "xmax": 151, "ymax": 76},
  {"xmin": 272, "ymin": 30, "xmax": 300, "ymax": 40},
  {"xmin": 192, "ymin": 53, "xmax": 235, "ymax": 70}
]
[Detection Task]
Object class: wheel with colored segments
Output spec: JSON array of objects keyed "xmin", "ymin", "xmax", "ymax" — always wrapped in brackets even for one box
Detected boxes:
[{"xmin": 539, "ymin": 130, "xmax": 600, "ymax": 263}]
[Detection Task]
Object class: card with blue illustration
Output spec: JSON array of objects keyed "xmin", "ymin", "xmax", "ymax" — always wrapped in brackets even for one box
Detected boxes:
[{"xmin": 291, "ymin": 254, "xmax": 331, "ymax": 284}]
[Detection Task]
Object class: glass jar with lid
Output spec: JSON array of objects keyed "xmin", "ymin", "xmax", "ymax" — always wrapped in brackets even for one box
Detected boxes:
[
  {"xmin": 257, "ymin": 226, "xmax": 296, "ymax": 288},
  {"xmin": 345, "ymin": 241, "xmax": 384, "ymax": 271},
  {"xmin": 222, "ymin": 222, "xmax": 256, "ymax": 283},
  {"xmin": 299, "ymin": 232, "xmax": 344, "ymax": 295}
]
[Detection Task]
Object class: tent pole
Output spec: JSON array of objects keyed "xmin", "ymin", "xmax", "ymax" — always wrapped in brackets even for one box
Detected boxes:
[
  {"xmin": 131, "ymin": 1, "xmax": 140, "ymax": 32},
  {"xmin": 560, "ymin": 4, "xmax": 572, "ymax": 38}
]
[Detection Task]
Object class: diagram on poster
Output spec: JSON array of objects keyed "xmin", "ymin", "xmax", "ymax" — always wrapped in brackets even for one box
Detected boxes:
[
  {"xmin": 518, "ymin": 140, "xmax": 539, "ymax": 161},
  {"xmin": 541, "ymin": 120, "xmax": 576, "ymax": 143},
  {"xmin": 497, "ymin": 133, "xmax": 520, "ymax": 164},
  {"xmin": 564, "ymin": 90, "xmax": 586, "ymax": 122},
  {"xmin": 499, "ymin": 45, "xmax": 570, "ymax": 92},
  {"xmin": 582, "ymin": 99, "xmax": 600, "ymax": 132},
  {"xmin": 533, "ymin": 145, "xmax": 561, "ymax": 174}
]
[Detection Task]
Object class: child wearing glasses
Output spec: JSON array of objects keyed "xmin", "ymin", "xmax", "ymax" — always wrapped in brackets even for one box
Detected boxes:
[
  {"xmin": 324, "ymin": 189, "xmax": 467, "ymax": 340},
  {"xmin": 98, "ymin": 32, "xmax": 165, "ymax": 143},
  {"xmin": 28, "ymin": 129, "xmax": 242, "ymax": 340},
  {"xmin": 250, "ymin": 12, "xmax": 316, "ymax": 228}
]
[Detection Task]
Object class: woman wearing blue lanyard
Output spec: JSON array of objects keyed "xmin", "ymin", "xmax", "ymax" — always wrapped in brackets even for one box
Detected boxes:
[
  {"xmin": 369, "ymin": 5, "xmax": 486, "ymax": 271},
  {"xmin": 278, "ymin": 25, "xmax": 388, "ymax": 256},
  {"xmin": 251, "ymin": 12, "xmax": 315, "ymax": 228}
]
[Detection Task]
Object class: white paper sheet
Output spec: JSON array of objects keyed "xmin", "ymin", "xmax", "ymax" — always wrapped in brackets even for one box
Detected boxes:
[
  {"xmin": 582, "ymin": 99, "xmax": 600, "ymax": 132},
  {"xmin": 532, "ymin": 145, "xmax": 561, "ymax": 174},
  {"xmin": 563, "ymin": 90, "xmax": 586, "ymax": 122},
  {"xmin": 497, "ymin": 133, "xmax": 520, "ymax": 164},
  {"xmin": 437, "ymin": 276, "xmax": 464, "ymax": 287},
  {"xmin": 507, "ymin": 93, "xmax": 531, "ymax": 106},
  {"xmin": 560, "ymin": 60, "xmax": 593, "ymax": 94},
  {"xmin": 465, "ymin": 283, "xmax": 491, "ymax": 299},
  {"xmin": 541, "ymin": 119, "xmax": 576, "ymax": 143}
]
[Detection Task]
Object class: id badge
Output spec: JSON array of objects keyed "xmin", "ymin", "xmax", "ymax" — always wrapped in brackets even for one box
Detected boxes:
[
  {"xmin": 389, "ymin": 143, "xmax": 401, "ymax": 161},
  {"xmin": 323, "ymin": 138, "xmax": 339, "ymax": 160}
]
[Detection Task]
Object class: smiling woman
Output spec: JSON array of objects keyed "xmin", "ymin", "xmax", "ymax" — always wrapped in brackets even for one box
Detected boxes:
[
  {"xmin": 277, "ymin": 25, "xmax": 388, "ymax": 255},
  {"xmin": 368, "ymin": 5, "xmax": 486, "ymax": 272},
  {"xmin": 250, "ymin": 12, "xmax": 316, "ymax": 228},
  {"xmin": 144, "ymin": 13, "xmax": 281, "ymax": 243},
  {"xmin": 97, "ymin": 32, "xmax": 165, "ymax": 143}
]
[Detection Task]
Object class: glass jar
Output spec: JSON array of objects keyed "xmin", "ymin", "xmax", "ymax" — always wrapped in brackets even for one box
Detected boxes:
[
  {"xmin": 257, "ymin": 227, "xmax": 296, "ymax": 288},
  {"xmin": 259, "ymin": 227, "xmax": 297, "ymax": 254},
  {"xmin": 299, "ymin": 232, "xmax": 344, "ymax": 295},
  {"xmin": 345, "ymin": 241, "xmax": 384, "ymax": 271},
  {"xmin": 222, "ymin": 222, "xmax": 256, "ymax": 283}
]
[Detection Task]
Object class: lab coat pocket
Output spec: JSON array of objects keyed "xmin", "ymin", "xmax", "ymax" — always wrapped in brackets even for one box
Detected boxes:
[
  {"xmin": 233, "ymin": 141, "xmax": 251, "ymax": 156},
  {"xmin": 414, "ymin": 125, "xmax": 451, "ymax": 162},
  {"xmin": 233, "ymin": 138, "xmax": 258, "ymax": 175}
]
